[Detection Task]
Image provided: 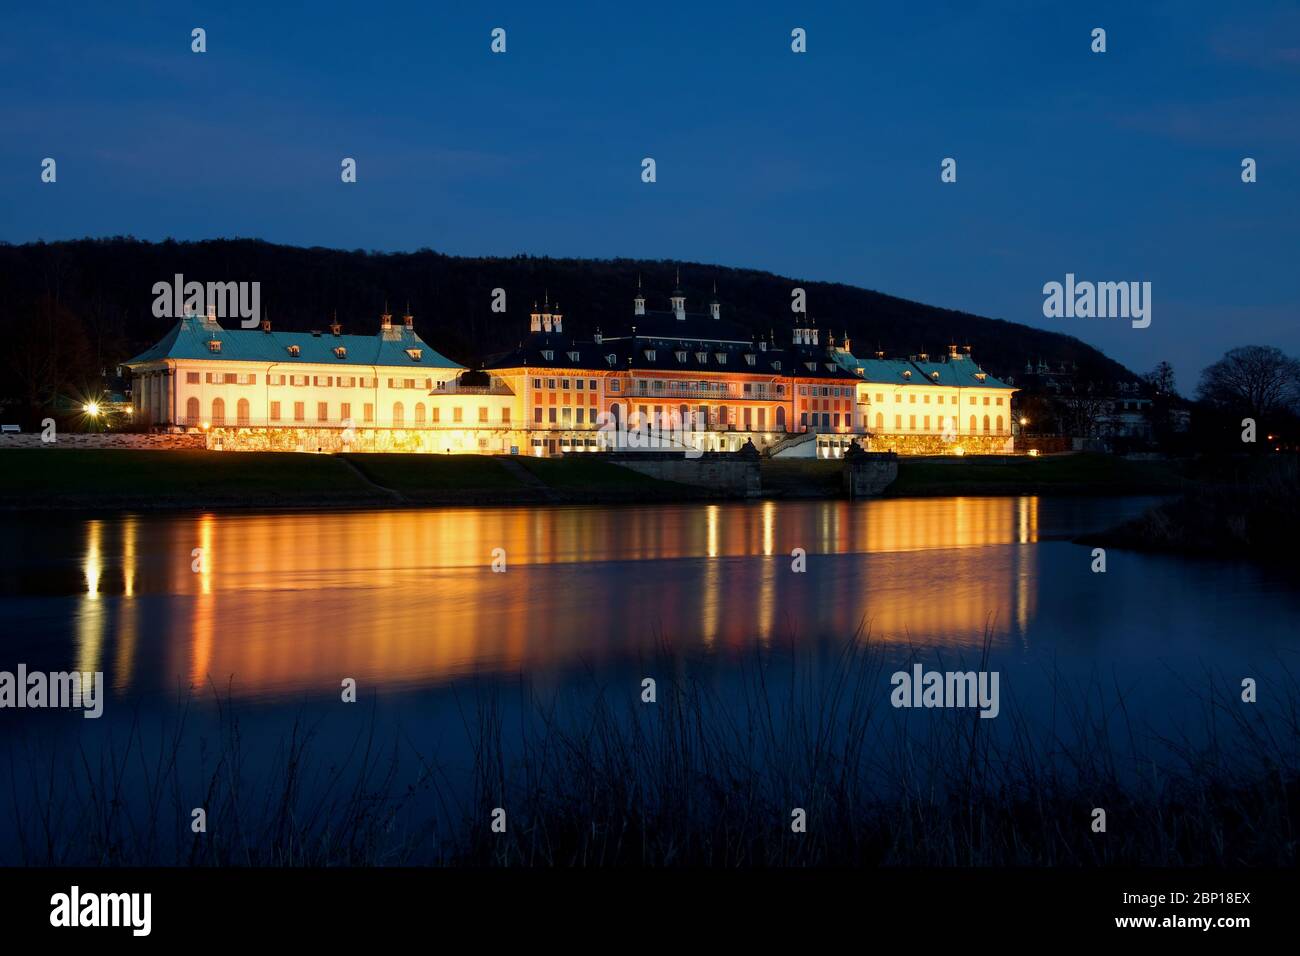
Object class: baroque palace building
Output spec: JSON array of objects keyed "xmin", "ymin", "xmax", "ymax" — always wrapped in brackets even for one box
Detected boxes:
[{"xmin": 123, "ymin": 284, "xmax": 1016, "ymax": 456}]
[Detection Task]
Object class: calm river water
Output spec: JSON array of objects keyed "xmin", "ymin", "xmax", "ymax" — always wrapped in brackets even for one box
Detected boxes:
[{"xmin": 1, "ymin": 496, "xmax": 1297, "ymax": 861}]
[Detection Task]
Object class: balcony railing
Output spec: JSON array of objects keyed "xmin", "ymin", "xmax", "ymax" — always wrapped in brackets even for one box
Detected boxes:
[{"xmin": 429, "ymin": 382, "xmax": 515, "ymax": 396}]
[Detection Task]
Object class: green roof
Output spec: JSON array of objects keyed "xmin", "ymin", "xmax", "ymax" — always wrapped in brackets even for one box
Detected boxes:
[
  {"xmin": 834, "ymin": 350, "xmax": 1013, "ymax": 389},
  {"xmin": 124, "ymin": 315, "xmax": 463, "ymax": 371}
]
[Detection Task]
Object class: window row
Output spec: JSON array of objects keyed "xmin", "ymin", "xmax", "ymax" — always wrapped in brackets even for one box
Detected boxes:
[{"xmin": 184, "ymin": 398, "xmax": 510, "ymax": 426}]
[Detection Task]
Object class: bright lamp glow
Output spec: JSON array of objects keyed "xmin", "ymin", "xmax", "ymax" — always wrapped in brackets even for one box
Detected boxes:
[{"xmin": 84, "ymin": 402, "xmax": 100, "ymax": 416}]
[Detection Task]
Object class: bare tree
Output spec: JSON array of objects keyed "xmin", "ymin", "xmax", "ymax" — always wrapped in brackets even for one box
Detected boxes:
[
  {"xmin": 1196, "ymin": 345, "xmax": 1300, "ymax": 420},
  {"xmin": 1143, "ymin": 360, "xmax": 1176, "ymax": 397}
]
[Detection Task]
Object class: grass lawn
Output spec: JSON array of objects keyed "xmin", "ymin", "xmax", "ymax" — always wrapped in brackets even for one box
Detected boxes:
[
  {"xmin": 341, "ymin": 453, "xmax": 524, "ymax": 492},
  {"xmin": 0, "ymin": 449, "xmax": 372, "ymax": 501},
  {"xmin": 888, "ymin": 452, "xmax": 1189, "ymax": 495},
  {"xmin": 515, "ymin": 455, "xmax": 674, "ymax": 489}
]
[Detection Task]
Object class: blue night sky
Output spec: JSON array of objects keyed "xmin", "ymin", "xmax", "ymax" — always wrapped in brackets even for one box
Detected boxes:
[{"xmin": 2, "ymin": 1, "xmax": 1297, "ymax": 387}]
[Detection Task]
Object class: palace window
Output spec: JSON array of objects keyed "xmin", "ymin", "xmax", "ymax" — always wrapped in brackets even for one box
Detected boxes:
[
  {"xmin": 502, "ymin": 408, "xmax": 510, "ymax": 424},
  {"xmin": 270, "ymin": 401, "xmax": 281, "ymax": 422},
  {"xmin": 208, "ymin": 340, "xmax": 222, "ymax": 353},
  {"xmin": 318, "ymin": 402, "xmax": 328, "ymax": 422},
  {"xmin": 406, "ymin": 349, "xmax": 423, "ymax": 362},
  {"xmin": 187, "ymin": 372, "xmax": 200, "ymax": 384},
  {"xmin": 432, "ymin": 407, "xmax": 441, "ymax": 423},
  {"xmin": 644, "ymin": 350, "xmax": 656, "ymax": 361},
  {"xmin": 364, "ymin": 403, "xmax": 374, "ymax": 423},
  {"xmin": 676, "ymin": 350, "xmax": 687, "ymax": 363},
  {"xmin": 341, "ymin": 402, "xmax": 351, "ymax": 421},
  {"xmin": 610, "ymin": 380, "xmax": 620, "ymax": 392},
  {"xmin": 478, "ymin": 406, "xmax": 488, "ymax": 423},
  {"xmin": 287, "ymin": 345, "xmax": 300, "ymax": 357},
  {"xmin": 714, "ymin": 353, "xmax": 726, "ymax": 364},
  {"xmin": 335, "ymin": 347, "xmax": 347, "ymax": 359},
  {"xmin": 568, "ymin": 351, "xmax": 580, "ymax": 362},
  {"xmin": 542, "ymin": 350, "xmax": 554, "ymax": 361},
  {"xmin": 744, "ymin": 354, "xmax": 756, "ymax": 366},
  {"xmin": 294, "ymin": 402, "xmax": 305, "ymax": 421}
]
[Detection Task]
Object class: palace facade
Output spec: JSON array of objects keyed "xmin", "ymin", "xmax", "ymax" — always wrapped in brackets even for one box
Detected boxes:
[{"xmin": 123, "ymin": 286, "xmax": 1017, "ymax": 456}]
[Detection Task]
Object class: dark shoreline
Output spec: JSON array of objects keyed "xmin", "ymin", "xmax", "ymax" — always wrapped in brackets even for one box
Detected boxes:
[{"xmin": 0, "ymin": 447, "xmax": 1208, "ymax": 513}]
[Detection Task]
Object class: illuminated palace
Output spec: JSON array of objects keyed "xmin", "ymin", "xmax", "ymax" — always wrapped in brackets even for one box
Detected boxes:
[{"xmin": 123, "ymin": 284, "xmax": 1016, "ymax": 456}]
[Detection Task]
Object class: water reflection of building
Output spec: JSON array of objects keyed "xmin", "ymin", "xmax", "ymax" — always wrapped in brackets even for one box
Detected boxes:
[{"xmin": 80, "ymin": 498, "xmax": 1039, "ymax": 697}]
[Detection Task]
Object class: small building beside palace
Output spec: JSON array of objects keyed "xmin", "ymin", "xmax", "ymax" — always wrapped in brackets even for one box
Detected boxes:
[{"xmin": 123, "ymin": 285, "xmax": 1017, "ymax": 456}]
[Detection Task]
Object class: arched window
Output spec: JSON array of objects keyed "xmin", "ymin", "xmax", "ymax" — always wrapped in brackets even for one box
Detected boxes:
[
  {"xmin": 610, "ymin": 403, "xmax": 622, "ymax": 427},
  {"xmin": 414, "ymin": 403, "xmax": 426, "ymax": 425},
  {"xmin": 679, "ymin": 404, "xmax": 689, "ymax": 429},
  {"xmin": 776, "ymin": 406, "xmax": 787, "ymax": 431},
  {"xmin": 393, "ymin": 402, "xmax": 404, "ymax": 427},
  {"xmin": 969, "ymin": 415, "xmax": 977, "ymax": 434},
  {"xmin": 237, "ymin": 398, "xmax": 250, "ymax": 426},
  {"xmin": 211, "ymin": 397, "xmax": 225, "ymax": 426},
  {"xmin": 186, "ymin": 397, "xmax": 200, "ymax": 425},
  {"xmin": 983, "ymin": 414, "xmax": 990, "ymax": 434},
  {"xmin": 995, "ymin": 415, "xmax": 1003, "ymax": 434},
  {"xmin": 874, "ymin": 412, "xmax": 884, "ymax": 431}
]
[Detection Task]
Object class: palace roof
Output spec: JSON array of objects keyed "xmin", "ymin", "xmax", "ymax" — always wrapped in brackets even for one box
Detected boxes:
[
  {"xmin": 484, "ymin": 326, "xmax": 860, "ymax": 381},
  {"xmin": 123, "ymin": 314, "xmax": 463, "ymax": 370},
  {"xmin": 837, "ymin": 351, "xmax": 1014, "ymax": 389}
]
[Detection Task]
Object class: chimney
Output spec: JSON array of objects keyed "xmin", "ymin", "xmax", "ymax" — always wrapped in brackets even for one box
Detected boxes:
[
  {"xmin": 380, "ymin": 306, "xmax": 393, "ymax": 331},
  {"xmin": 670, "ymin": 268, "xmax": 685, "ymax": 319},
  {"xmin": 530, "ymin": 302, "xmax": 542, "ymax": 333},
  {"xmin": 793, "ymin": 328, "xmax": 804, "ymax": 346},
  {"xmin": 594, "ymin": 327, "xmax": 603, "ymax": 345},
  {"xmin": 634, "ymin": 276, "xmax": 646, "ymax": 316},
  {"xmin": 204, "ymin": 304, "xmax": 220, "ymax": 328},
  {"xmin": 261, "ymin": 319, "xmax": 272, "ymax": 333},
  {"xmin": 403, "ymin": 305, "xmax": 413, "ymax": 330},
  {"xmin": 810, "ymin": 327, "xmax": 819, "ymax": 346},
  {"xmin": 330, "ymin": 311, "xmax": 342, "ymax": 336},
  {"xmin": 552, "ymin": 302, "xmax": 562, "ymax": 334},
  {"xmin": 710, "ymin": 282, "xmax": 720, "ymax": 320}
]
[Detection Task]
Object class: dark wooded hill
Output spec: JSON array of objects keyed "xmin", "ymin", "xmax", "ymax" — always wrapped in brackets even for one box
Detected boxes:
[{"xmin": 0, "ymin": 237, "xmax": 1135, "ymax": 405}]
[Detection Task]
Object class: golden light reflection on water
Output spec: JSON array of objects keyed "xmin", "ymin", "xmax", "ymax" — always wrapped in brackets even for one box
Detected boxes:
[{"xmin": 76, "ymin": 497, "xmax": 1040, "ymax": 698}]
